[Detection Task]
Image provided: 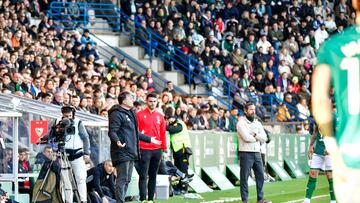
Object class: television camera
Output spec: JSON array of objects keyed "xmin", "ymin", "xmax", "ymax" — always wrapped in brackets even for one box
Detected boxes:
[{"xmin": 40, "ymin": 118, "xmax": 75, "ymax": 147}]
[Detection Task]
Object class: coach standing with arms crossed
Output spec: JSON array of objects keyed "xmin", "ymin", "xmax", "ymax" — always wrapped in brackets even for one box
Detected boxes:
[
  {"xmin": 237, "ymin": 102, "xmax": 270, "ymax": 203},
  {"xmin": 108, "ymin": 91, "xmax": 162, "ymax": 203},
  {"xmin": 136, "ymin": 93, "xmax": 167, "ymax": 203}
]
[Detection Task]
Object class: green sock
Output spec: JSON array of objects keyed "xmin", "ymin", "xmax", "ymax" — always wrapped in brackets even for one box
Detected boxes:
[
  {"xmin": 328, "ymin": 178, "xmax": 336, "ymax": 201},
  {"xmin": 305, "ymin": 176, "xmax": 317, "ymax": 199}
]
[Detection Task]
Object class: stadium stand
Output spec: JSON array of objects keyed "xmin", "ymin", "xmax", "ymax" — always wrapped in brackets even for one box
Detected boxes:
[
  {"xmin": 0, "ymin": 0, "xmax": 354, "ymax": 201},
  {"xmin": 0, "ymin": 0, "xmax": 334, "ymax": 133}
]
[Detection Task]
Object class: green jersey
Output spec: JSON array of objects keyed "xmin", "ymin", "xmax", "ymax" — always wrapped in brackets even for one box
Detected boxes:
[
  {"xmin": 317, "ymin": 26, "xmax": 360, "ymax": 168},
  {"xmin": 314, "ymin": 130, "xmax": 326, "ymax": 155}
]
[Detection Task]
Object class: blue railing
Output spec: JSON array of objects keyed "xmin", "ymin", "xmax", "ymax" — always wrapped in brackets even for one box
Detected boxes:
[
  {"xmin": 262, "ymin": 94, "xmax": 315, "ymax": 124},
  {"xmin": 47, "ymin": 2, "xmax": 314, "ymax": 123},
  {"xmin": 48, "ymin": 2, "xmax": 120, "ymax": 31},
  {"xmin": 90, "ymin": 33, "xmax": 187, "ymax": 95},
  {"xmin": 119, "ymin": 10, "xmax": 236, "ymax": 109}
]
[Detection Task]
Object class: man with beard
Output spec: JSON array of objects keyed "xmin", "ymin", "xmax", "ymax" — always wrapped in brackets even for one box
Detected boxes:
[{"xmin": 237, "ymin": 102, "xmax": 270, "ymax": 203}]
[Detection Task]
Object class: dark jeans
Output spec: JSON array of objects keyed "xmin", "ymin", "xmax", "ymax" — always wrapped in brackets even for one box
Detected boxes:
[
  {"xmin": 136, "ymin": 149, "xmax": 162, "ymax": 201},
  {"xmin": 173, "ymin": 150, "xmax": 188, "ymax": 175},
  {"xmin": 115, "ymin": 161, "xmax": 134, "ymax": 203},
  {"xmin": 239, "ymin": 152, "xmax": 264, "ymax": 202}
]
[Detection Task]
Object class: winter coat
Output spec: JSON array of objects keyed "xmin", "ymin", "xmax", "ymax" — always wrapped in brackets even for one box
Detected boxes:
[{"xmin": 108, "ymin": 105, "xmax": 151, "ymax": 166}]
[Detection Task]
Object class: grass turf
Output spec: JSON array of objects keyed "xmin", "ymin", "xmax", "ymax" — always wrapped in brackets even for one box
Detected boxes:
[{"xmin": 149, "ymin": 176, "xmax": 330, "ymax": 203}]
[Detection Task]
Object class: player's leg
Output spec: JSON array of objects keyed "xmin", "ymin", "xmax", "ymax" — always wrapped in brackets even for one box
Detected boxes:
[
  {"xmin": 324, "ymin": 155, "xmax": 336, "ymax": 203},
  {"xmin": 323, "ymin": 138, "xmax": 360, "ymax": 203},
  {"xmin": 304, "ymin": 154, "xmax": 322, "ymax": 203}
]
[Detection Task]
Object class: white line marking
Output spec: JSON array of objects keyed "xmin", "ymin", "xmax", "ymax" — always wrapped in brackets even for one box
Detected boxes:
[
  {"xmin": 284, "ymin": 194, "xmax": 329, "ymax": 203},
  {"xmin": 202, "ymin": 197, "xmax": 243, "ymax": 203}
]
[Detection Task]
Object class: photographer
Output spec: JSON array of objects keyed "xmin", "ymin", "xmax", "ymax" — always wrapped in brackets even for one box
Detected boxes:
[{"xmin": 43, "ymin": 106, "xmax": 90, "ymax": 203}]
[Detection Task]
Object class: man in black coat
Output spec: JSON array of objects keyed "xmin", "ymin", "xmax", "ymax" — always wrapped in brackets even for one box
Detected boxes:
[
  {"xmin": 108, "ymin": 91, "xmax": 161, "ymax": 203},
  {"xmin": 87, "ymin": 160, "xmax": 116, "ymax": 203}
]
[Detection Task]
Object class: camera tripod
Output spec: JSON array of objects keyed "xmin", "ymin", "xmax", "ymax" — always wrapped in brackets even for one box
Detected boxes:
[{"xmin": 32, "ymin": 148, "xmax": 81, "ymax": 203}]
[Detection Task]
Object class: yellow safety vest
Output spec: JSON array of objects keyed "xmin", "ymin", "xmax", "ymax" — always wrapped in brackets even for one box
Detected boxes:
[{"xmin": 170, "ymin": 120, "xmax": 192, "ymax": 152}]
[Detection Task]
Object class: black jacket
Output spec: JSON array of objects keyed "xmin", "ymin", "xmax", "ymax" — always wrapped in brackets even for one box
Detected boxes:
[
  {"xmin": 108, "ymin": 105, "xmax": 151, "ymax": 166},
  {"xmin": 87, "ymin": 163, "xmax": 115, "ymax": 198}
]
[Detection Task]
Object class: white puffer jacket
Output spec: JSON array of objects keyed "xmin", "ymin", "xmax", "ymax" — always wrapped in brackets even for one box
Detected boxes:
[{"xmin": 237, "ymin": 117, "xmax": 267, "ymax": 153}]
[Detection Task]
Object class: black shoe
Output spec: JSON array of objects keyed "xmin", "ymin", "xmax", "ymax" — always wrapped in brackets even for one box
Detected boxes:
[
  {"xmin": 187, "ymin": 174, "xmax": 195, "ymax": 178},
  {"xmin": 181, "ymin": 176, "xmax": 191, "ymax": 184},
  {"xmin": 258, "ymin": 199, "xmax": 272, "ymax": 203},
  {"xmin": 173, "ymin": 189, "xmax": 183, "ymax": 195}
]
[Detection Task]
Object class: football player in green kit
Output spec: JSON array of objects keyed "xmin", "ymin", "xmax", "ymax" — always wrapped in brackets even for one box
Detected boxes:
[
  {"xmin": 312, "ymin": 0, "xmax": 360, "ymax": 201},
  {"xmin": 304, "ymin": 124, "xmax": 336, "ymax": 203}
]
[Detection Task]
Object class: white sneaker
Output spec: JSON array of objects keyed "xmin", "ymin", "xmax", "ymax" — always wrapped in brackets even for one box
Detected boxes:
[{"xmin": 303, "ymin": 198, "xmax": 310, "ymax": 203}]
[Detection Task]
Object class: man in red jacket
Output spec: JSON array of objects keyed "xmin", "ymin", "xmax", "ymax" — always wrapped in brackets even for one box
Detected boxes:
[{"xmin": 136, "ymin": 92, "xmax": 167, "ymax": 203}]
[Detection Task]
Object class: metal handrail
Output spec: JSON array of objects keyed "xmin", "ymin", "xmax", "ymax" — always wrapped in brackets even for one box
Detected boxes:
[
  {"xmin": 119, "ymin": 12, "xmax": 232, "ymax": 108},
  {"xmin": 0, "ymin": 93, "xmax": 107, "ymax": 122},
  {"xmin": 48, "ymin": 1, "xmax": 120, "ymax": 31},
  {"xmin": 90, "ymin": 33, "xmax": 187, "ymax": 95}
]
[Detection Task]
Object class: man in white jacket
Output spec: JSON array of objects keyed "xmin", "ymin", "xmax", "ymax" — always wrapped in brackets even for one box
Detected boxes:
[{"xmin": 237, "ymin": 102, "xmax": 270, "ymax": 203}]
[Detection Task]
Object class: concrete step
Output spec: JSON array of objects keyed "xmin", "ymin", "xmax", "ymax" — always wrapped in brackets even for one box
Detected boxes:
[
  {"xmin": 118, "ymin": 34, "xmax": 132, "ymax": 47},
  {"xmin": 96, "ymin": 35, "xmax": 120, "ymax": 47},
  {"xmin": 118, "ymin": 46, "xmax": 145, "ymax": 59},
  {"xmin": 159, "ymin": 71, "xmax": 186, "ymax": 86},
  {"xmin": 178, "ymin": 84, "xmax": 208, "ymax": 95},
  {"xmin": 138, "ymin": 59, "xmax": 164, "ymax": 72},
  {"xmin": 86, "ymin": 18, "xmax": 112, "ymax": 32}
]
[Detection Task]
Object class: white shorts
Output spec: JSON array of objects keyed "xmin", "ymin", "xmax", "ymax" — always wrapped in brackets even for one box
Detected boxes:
[{"xmin": 310, "ymin": 153, "xmax": 333, "ymax": 171}]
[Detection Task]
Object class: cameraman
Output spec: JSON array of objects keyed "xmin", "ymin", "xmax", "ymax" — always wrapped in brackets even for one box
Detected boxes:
[{"xmin": 45, "ymin": 106, "xmax": 91, "ymax": 203}]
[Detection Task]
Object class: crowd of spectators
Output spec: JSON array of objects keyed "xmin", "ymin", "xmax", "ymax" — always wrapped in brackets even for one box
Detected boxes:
[
  {"xmin": 0, "ymin": 0, "xmax": 347, "ymax": 134},
  {"xmin": 120, "ymin": 0, "xmax": 345, "ymax": 123}
]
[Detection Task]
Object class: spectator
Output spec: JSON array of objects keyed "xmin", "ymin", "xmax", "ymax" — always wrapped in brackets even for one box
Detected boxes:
[
  {"xmin": 41, "ymin": 92, "xmax": 52, "ymax": 104},
  {"xmin": 81, "ymin": 29, "xmax": 97, "ymax": 46},
  {"xmin": 228, "ymin": 108, "xmax": 239, "ymax": 132},
  {"xmin": 256, "ymin": 35, "xmax": 272, "ymax": 54},
  {"xmin": 81, "ymin": 43, "xmax": 99, "ymax": 60},
  {"xmin": 250, "ymin": 73, "xmax": 266, "ymax": 93},
  {"xmin": 276, "ymin": 103, "xmax": 292, "ymax": 122},
  {"xmin": 277, "ymin": 72, "xmax": 291, "ymax": 93},
  {"xmin": 208, "ymin": 108, "xmax": 221, "ymax": 130},
  {"xmin": 296, "ymin": 98, "xmax": 310, "ymax": 121},
  {"xmin": 35, "ymin": 146, "xmax": 53, "ymax": 165},
  {"xmin": 232, "ymin": 48, "xmax": 245, "ymax": 67}
]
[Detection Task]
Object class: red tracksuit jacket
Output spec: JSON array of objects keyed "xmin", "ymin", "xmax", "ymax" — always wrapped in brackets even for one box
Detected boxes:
[{"xmin": 136, "ymin": 108, "xmax": 167, "ymax": 151}]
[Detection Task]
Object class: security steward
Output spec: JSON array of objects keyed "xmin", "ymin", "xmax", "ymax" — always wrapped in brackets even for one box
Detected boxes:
[{"xmin": 165, "ymin": 108, "xmax": 193, "ymax": 192}]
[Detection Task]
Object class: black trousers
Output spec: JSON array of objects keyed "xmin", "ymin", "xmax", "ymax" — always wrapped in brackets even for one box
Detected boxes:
[
  {"xmin": 136, "ymin": 149, "xmax": 162, "ymax": 201},
  {"xmin": 239, "ymin": 152, "xmax": 264, "ymax": 202},
  {"xmin": 173, "ymin": 150, "xmax": 188, "ymax": 175},
  {"xmin": 115, "ymin": 161, "xmax": 134, "ymax": 203}
]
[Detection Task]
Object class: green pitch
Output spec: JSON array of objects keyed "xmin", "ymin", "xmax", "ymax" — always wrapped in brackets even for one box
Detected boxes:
[{"xmin": 151, "ymin": 176, "xmax": 330, "ymax": 203}]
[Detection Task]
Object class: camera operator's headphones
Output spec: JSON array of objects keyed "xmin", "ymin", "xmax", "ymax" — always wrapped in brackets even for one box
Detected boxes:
[{"xmin": 61, "ymin": 105, "xmax": 76, "ymax": 119}]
